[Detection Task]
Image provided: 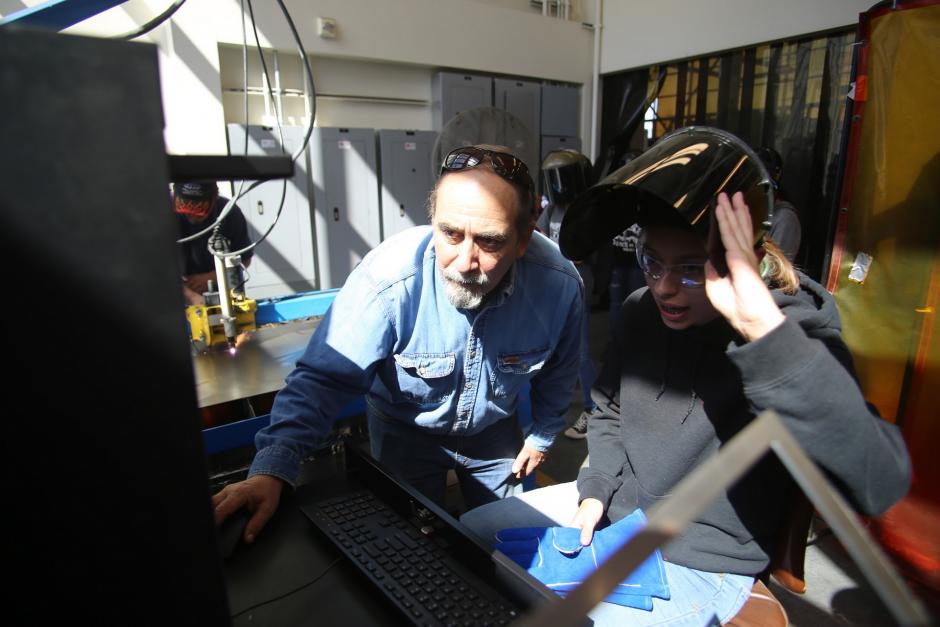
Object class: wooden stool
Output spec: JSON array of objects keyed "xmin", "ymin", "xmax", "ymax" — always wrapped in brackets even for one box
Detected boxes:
[
  {"xmin": 769, "ymin": 485, "xmax": 815, "ymax": 595},
  {"xmin": 724, "ymin": 579, "xmax": 789, "ymax": 626}
]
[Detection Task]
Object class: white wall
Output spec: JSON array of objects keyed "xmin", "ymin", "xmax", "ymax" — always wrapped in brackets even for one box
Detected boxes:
[
  {"xmin": 54, "ymin": 0, "xmax": 594, "ymax": 155},
  {"xmin": 600, "ymin": 0, "xmax": 871, "ymax": 74},
  {"xmin": 211, "ymin": 0, "xmax": 592, "ymax": 83},
  {"xmin": 218, "ymin": 47, "xmax": 436, "ymax": 130}
]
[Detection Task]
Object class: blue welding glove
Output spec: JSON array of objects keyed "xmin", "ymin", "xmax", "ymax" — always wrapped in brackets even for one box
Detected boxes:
[{"xmin": 495, "ymin": 508, "xmax": 669, "ymax": 610}]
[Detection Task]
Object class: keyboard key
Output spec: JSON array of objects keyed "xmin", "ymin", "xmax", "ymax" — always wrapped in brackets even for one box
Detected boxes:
[{"xmin": 308, "ymin": 488, "xmax": 524, "ymax": 626}]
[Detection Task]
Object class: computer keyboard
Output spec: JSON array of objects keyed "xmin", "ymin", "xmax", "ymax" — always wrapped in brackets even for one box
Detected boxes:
[{"xmin": 307, "ymin": 490, "xmax": 521, "ymax": 627}]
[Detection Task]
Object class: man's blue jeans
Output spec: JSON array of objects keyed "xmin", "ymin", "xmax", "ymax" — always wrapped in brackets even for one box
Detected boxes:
[
  {"xmin": 460, "ymin": 482, "xmax": 753, "ymax": 627},
  {"xmin": 367, "ymin": 401, "xmax": 525, "ymax": 510},
  {"xmin": 577, "ymin": 262, "xmax": 597, "ymax": 410},
  {"xmin": 579, "ymin": 293, "xmax": 598, "ymax": 409}
]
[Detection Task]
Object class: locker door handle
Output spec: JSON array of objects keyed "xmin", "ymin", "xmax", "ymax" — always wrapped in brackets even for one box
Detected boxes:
[
  {"xmin": 333, "ymin": 207, "xmax": 340, "ymax": 221},
  {"xmin": 399, "ymin": 204, "xmax": 405, "ymax": 218},
  {"xmin": 256, "ymin": 200, "xmax": 264, "ymax": 215}
]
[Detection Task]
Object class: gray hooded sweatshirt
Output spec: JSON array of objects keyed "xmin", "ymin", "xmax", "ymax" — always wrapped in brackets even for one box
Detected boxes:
[{"xmin": 577, "ymin": 273, "xmax": 911, "ymax": 575}]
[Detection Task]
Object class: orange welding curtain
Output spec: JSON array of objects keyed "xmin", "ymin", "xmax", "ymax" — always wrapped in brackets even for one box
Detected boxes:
[{"xmin": 830, "ymin": 1, "xmax": 940, "ymax": 594}]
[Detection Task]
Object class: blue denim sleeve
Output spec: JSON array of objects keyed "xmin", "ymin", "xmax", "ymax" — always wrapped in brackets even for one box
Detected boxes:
[
  {"xmin": 249, "ymin": 270, "xmax": 395, "ymax": 485},
  {"xmin": 525, "ymin": 280, "xmax": 584, "ymax": 451}
]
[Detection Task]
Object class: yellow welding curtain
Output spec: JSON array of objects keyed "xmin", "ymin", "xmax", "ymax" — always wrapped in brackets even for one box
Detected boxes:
[
  {"xmin": 829, "ymin": 1, "xmax": 940, "ymax": 591},
  {"xmin": 831, "ymin": 2, "xmax": 940, "ymax": 456}
]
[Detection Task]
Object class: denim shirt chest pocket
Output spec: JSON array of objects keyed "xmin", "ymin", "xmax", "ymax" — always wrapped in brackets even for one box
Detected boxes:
[
  {"xmin": 490, "ymin": 347, "xmax": 552, "ymax": 399},
  {"xmin": 392, "ymin": 352, "xmax": 456, "ymax": 407}
]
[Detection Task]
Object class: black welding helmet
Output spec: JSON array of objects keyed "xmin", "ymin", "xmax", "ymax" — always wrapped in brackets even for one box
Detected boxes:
[
  {"xmin": 559, "ymin": 126, "xmax": 774, "ymax": 272},
  {"xmin": 542, "ymin": 149, "xmax": 594, "ymax": 207}
]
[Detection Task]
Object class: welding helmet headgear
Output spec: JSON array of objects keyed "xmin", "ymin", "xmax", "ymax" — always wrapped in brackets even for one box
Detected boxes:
[
  {"xmin": 541, "ymin": 149, "xmax": 593, "ymax": 207},
  {"xmin": 558, "ymin": 126, "xmax": 774, "ymax": 273}
]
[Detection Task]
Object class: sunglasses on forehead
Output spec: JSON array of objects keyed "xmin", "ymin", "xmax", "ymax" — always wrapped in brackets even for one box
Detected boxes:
[{"xmin": 441, "ymin": 146, "xmax": 534, "ymax": 193}]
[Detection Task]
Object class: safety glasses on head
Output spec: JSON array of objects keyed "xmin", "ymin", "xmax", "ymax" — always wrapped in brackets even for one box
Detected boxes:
[
  {"xmin": 441, "ymin": 146, "xmax": 534, "ymax": 196},
  {"xmin": 636, "ymin": 246, "xmax": 707, "ymax": 289}
]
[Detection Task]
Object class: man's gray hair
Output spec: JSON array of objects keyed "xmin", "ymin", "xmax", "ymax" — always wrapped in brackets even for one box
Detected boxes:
[{"xmin": 426, "ymin": 144, "xmax": 534, "ymax": 236}]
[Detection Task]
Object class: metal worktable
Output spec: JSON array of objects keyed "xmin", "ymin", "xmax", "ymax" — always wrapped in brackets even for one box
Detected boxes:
[{"xmin": 191, "ymin": 317, "xmax": 320, "ymax": 409}]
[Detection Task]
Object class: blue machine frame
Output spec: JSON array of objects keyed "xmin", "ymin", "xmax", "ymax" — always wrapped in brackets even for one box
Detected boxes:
[
  {"xmin": 0, "ymin": 0, "xmax": 128, "ymax": 30},
  {"xmin": 254, "ymin": 288, "xmax": 340, "ymax": 325}
]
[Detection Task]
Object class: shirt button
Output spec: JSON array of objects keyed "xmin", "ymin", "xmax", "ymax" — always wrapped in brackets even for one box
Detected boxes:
[
  {"xmin": 469, "ymin": 351, "xmax": 476, "ymax": 358},
  {"xmin": 465, "ymin": 382, "xmax": 472, "ymax": 390}
]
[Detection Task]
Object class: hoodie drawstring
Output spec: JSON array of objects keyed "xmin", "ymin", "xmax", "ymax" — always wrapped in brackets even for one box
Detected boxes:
[{"xmin": 654, "ymin": 333, "xmax": 702, "ymax": 423}]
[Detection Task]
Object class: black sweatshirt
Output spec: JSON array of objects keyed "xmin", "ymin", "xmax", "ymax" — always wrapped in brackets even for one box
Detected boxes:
[{"xmin": 577, "ymin": 274, "xmax": 911, "ymax": 575}]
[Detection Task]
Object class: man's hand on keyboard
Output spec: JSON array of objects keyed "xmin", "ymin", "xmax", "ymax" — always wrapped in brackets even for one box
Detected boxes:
[{"xmin": 212, "ymin": 474, "xmax": 284, "ymax": 544}]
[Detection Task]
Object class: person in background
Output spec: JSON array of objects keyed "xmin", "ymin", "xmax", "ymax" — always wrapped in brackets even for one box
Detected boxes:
[
  {"xmin": 758, "ymin": 146, "xmax": 801, "ymax": 261},
  {"xmin": 594, "ymin": 152, "xmax": 644, "ymax": 335},
  {"xmin": 174, "ymin": 180, "xmax": 253, "ymax": 305},
  {"xmin": 536, "ymin": 149, "xmax": 604, "ymax": 440}
]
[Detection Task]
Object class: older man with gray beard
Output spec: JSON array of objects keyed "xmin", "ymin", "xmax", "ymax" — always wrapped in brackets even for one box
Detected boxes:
[{"xmin": 212, "ymin": 145, "xmax": 584, "ymax": 545}]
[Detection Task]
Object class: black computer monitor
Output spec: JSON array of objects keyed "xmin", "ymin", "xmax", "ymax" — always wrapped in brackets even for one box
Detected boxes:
[{"xmin": 1, "ymin": 28, "xmax": 230, "ymax": 625}]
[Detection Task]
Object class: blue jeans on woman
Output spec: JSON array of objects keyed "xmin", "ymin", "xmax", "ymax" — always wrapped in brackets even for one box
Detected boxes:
[{"xmin": 460, "ymin": 482, "xmax": 753, "ymax": 627}]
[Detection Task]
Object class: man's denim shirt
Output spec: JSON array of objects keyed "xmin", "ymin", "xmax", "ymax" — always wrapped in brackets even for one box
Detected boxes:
[{"xmin": 250, "ymin": 226, "xmax": 584, "ymax": 486}]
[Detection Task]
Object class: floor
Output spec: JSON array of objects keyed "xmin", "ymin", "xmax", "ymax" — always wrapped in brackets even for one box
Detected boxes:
[{"xmin": 526, "ymin": 303, "xmax": 935, "ymax": 626}]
